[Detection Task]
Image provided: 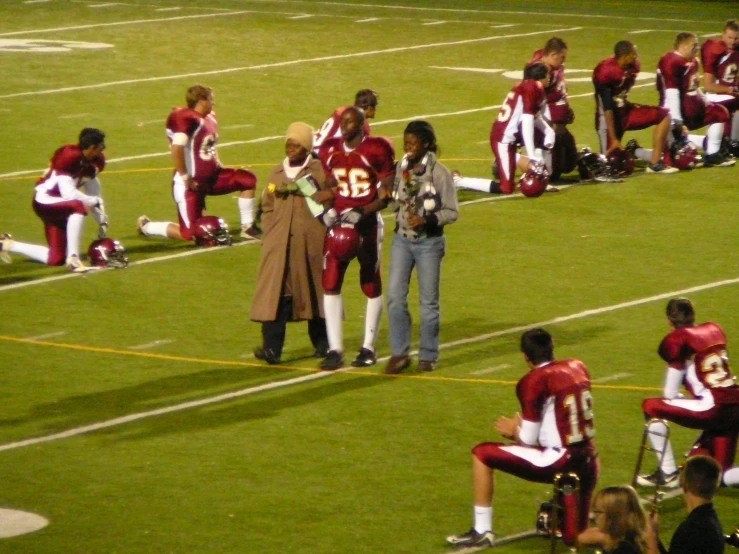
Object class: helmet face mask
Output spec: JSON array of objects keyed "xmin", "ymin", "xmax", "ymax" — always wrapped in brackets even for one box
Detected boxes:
[
  {"xmin": 519, "ymin": 160, "xmax": 550, "ymax": 197},
  {"xmin": 577, "ymin": 148, "xmax": 623, "ymax": 183},
  {"xmin": 669, "ymin": 140, "xmax": 700, "ymax": 170},
  {"xmin": 192, "ymin": 216, "xmax": 232, "ymax": 247},
  {"xmin": 324, "ymin": 223, "xmax": 362, "ymax": 261},
  {"xmin": 87, "ymin": 238, "xmax": 129, "ymax": 268}
]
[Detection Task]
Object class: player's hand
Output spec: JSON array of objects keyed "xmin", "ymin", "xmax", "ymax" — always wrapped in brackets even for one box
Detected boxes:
[
  {"xmin": 322, "ymin": 208, "xmax": 338, "ymax": 227},
  {"xmin": 606, "ymin": 141, "xmax": 623, "ymax": 155},
  {"xmin": 97, "ymin": 223, "xmax": 108, "ymax": 239},
  {"xmin": 494, "ymin": 414, "xmax": 519, "ymax": 440},
  {"xmin": 183, "ymin": 175, "xmax": 199, "ymax": 191},
  {"xmin": 339, "ymin": 208, "xmax": 364, "ymax": 226},
  {"xmin": 311, "ymin": 188, "xmax": 335, "ymax": 204}
]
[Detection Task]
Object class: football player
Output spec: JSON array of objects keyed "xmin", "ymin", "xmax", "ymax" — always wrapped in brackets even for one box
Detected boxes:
[
  {"xmin": 312, "ymin": 89, "xmax": 378, "ymax": 152},
  {"xmin": 657, "ymin": 33, "xmax": 734, "ymax": 167},
  {"xmin": 317, "ymin": 106, "xmax": 395, "ymax": 370},
  {"xmin": 528, "ymin": 37, "xmax": 578, "ymax": 180},
  {"xmin": 637, "ymin": 298, "xmax": 739, "ymax": 489},
  {"xmin": 447, "ymin": 329, "xmax": 600, "ymax": 548},
  {"xmin": 592, "ymin": 41, "xmax": 677, "ymax": 174},
  {"xmin": 0, "ymin": 128, "xmax": 108, "ymax": 273},
  {"xmin": 137, "ymin": 84, "xmax": 260, "ymax": 243},
  {"xmin": 454, "ymin": 62, "xmax": 555, "ymax": 195},
  {"xmin": 701, "ymin": 20, "xmax": 739, "ymax": 157}
]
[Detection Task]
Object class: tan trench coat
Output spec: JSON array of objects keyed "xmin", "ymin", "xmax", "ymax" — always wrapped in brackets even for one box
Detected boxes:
[{"xmin": 250, "ymin": 158, "xmax": 327, "ymax": 322}]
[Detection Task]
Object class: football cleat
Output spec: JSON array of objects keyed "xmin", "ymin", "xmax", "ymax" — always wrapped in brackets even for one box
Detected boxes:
[
  {"xmin": 351, "ymin": 347, "xmax": 377, "ymax": 368},
  {"xmin": 136, "ymin": 215, "xmax": 150, "ymax": 236},
  {"xmin": 635, "ymin": 469, "xmax": 680, "ymax": 489},
  {"xmin": 646, "ymin": 162, "xmax": 679, "ymax": 174},
  {"xmin": 703, "ymin": 153, "xmax": 736, "ymax": 168},
  {"xmin": 320, "ymin": 350, "xmax": 345, "ymax": 371},
  {"xmin": 446, "ymin": 528, "xmax": 495, "ymax": 548},
  {"xmin": 384, "ymin": 355, "xmax": 411, "ymax": 375},
  {"xmin": 0, "ymin": 233, "xmax": 13, "ymax": 264},
  {"xmin": 624, "ymin": 139, "xmax": 641, "ymax": 157},
  {"xmin": 254, "ymin": 347, "xmax": 281, "ymax": 365},
  {"xmin": 728, "ymin": 140, "xmax": 739, "ymax": 159},
  {"xmin": 66, "ymin": 254, "xmax": 97, "ymax": 273},
  {"xmin": 241, "ymin": 224, "xmax": 262, "ymax": 241}
]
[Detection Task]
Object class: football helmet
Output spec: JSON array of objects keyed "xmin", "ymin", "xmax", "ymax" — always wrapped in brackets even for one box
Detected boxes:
[
  {"xmin": 519, "ymin": 161, "xmax": 550, "ymax": 198},
  {"xmin": 606, "ymin": 147, "xmax": 635, "ymax": 176},
  {"xmin": 87, "ymin": 238, "xmax": 129, "ymax": 268},
  {"xmin": 192, "ymin": 216, "xmax": 232, "ymax": 247},
  {"xmin": 324, "ymin": 223, "xmax": 361, "ymax": 262},
  {"xmin": 577, "ymin": 148, "xmax": 623, "ymax": 183},
  {"xmin": 669, "ymin": 140, "xmax": 701, "ymax": 170}
]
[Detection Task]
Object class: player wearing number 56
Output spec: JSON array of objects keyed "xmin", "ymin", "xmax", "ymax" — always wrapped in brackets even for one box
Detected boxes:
[
  {"xmin": 447, "ymin": 328, "xmax": 600, "ymax": 549},
  {"xmin": 315, "ymin": 107, "xmax": 396, "ymax": 371}
]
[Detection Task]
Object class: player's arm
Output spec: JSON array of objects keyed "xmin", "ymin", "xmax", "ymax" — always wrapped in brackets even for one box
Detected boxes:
[
  {"xmin": 170, "ymin": 133, "xmax": 197, "ymax": 191},
  {"xmin": 662, "ymin": 366, "xmax": 684, "ymax": 399},
  {"xmin": 58, "ymin": 175, "xmax": 101, "ymax": 208},
  {"xmin": 521, "ymin": 113, "xmax": 539, "ymax": 161},
  {"xmin": 597, "ymin": 86, "xmax": 622, "ymax": 152},
  {"xmin": 83, "ymin": 177, "xmax": 109, "ymax": 233},
  {"xmin": 702, "ymin": 71, "xmax": 734, "ymax": 94}
]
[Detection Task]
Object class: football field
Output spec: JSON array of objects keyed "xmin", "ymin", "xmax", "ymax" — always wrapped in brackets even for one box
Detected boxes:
[{"xmin": 1, "ymin": 1, "xmax": 738, "ymax": 552}]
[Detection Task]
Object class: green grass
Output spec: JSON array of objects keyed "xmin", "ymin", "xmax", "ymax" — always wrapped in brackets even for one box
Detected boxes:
[{"xmin": 1, "ymin": 0, "xmax": 739, "ymax": 552}]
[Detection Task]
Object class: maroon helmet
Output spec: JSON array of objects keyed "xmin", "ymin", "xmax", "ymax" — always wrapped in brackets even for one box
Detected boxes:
[
  {"xmin": 87, "ymin": 238, "xmax": 129, "ymax": 268},
  {"xmin": 606, "ymin": 147, "xmax": 635, "ymax": 176},
  {"xmin": 192, "ymin": 216, "xmax": 232, "ymax": 247},
  {"xmin": 669, "ymin": 141, "xmax": 701, "ymax": 170},
  {"xmin": 324, "ymin": 224, "xmax": 361, "ymax": 261},
  {"xmin": 519, "ymin": 161, "xmax": 550, "ymax": 198}
]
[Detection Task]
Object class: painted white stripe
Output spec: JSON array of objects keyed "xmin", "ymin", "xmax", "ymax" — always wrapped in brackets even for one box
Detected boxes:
[
  {"xmin": 155, "ymin": 7, "xmax": 182, "ymax": 11},
  {"xmin": 430, "ymin": 66, "xmax": 504, "ymax": 74},
  {"xmin": 2, "ymin": 276, "xmax": 738, "ymax": 452},
  {"xmin": 136, "ymin": 119, "xmax": 163, "ymax": 127},
  {"xmin": 23, "ymin": 0, "xmax": 50, "ymax": 3},
  {"xmin": 490, "ymin": 24, "xmax": 517, "ymax": 29},
  {"xmin": 591, "ymin": 372, "xmax": 632, "ymax": 384},
  {"xmin": 422, "ymin": 21, "xmax": 446, "ymax": 26},
  {"xmin": 88, "ymin": 3, "xmax": 122, "ymax": 7},
  {"xmin": 58, "ymin": 113, "xmax": 89, "ymax": 120},
  {"xmin": 221, "ymin": 123, "xmax": 254, "ymax": 130},
  {"xmin": 471, "ymin": 364, "xmax": 509, "ymax": 375},
  {"xmin": 23, "ymin": 331, "xmax": 67, "ymax": 341},
  {"xmin": 0, "ymin": 10, "xmax": 255, "ymax": 38},
  {"xmin": 0, "ymin": 27, "xmax": 580, "ymax": 100},
  {"xmin": 355, "ymin": 17, "xmax": 380, "ymax": 23},
  {"xmin": 287, "ymin": 14, "xmax": 313, "ymax": 19},
  {"xmin": 127, "ymin": 339, "xmax": 176, "ymax": 351},
  {"xmin": 628, "ymin": 30, "xmax": 655, "ymax": 35}
]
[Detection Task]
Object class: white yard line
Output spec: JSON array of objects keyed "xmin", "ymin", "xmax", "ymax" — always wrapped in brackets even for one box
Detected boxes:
[
  {"xmin": 23, "ymin": 331, "xmax": 67, "ymax": 341},
  {"xmin": 0, "ymin": 27, "xmax": 580, "ymax": 100},
  {"xmin": 1, "ymin": 276, "xmax": 737, "ymax": 452},
  {"xmin": 471, "ymin": 364, "xmax": 510, "ymax": 375},
  {"xmin": 127, "ymin": 339, "xmax": 176, "ymax": 351},
  {"xmin": 592, "ymin": 372, "xmax": 632, "ymax": 384}
]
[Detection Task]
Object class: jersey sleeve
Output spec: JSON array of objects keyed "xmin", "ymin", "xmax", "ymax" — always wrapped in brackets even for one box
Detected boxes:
[
  {"xmin": 517, "ymin": 373, "xmax": 548, "ymax": 423},
  {"xmin": 658, "ymin": 331, "xmax": 690, "ymax": 368},
  {"xmin": 521, "ymin": 81, "xmax": 545, "ymax": 115}
]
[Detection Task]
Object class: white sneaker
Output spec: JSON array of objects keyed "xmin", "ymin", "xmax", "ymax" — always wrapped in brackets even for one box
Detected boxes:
[
  {"xmin": 0, "ymin": 233, "xmax": 13, "ymax": 264},
  {"xmin": 137, "ymin": 215, "xmax": 151, "ymax": 236},
  {"xmin": 66, "ymin": 254, "xmax": 95, "ymax": 273},
  {"xmin": 240, "ymin": 224, "xmax": 262, "ymax": 241}
]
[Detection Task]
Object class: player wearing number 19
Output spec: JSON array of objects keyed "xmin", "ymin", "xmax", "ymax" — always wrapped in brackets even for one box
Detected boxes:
[
  {"xmin": 447, "ymin": 328, "xmax": 599, "ymax": 548},
  {"xmin": 317, "ymin": 106, "xmax": 396, "ymax": 370}
]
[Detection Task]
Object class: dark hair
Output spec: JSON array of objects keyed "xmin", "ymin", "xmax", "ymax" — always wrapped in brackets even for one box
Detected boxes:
[
  {"xmin": 666, "ymin": 298, "xmax": 695, "ymax": 328},
  {"xmin": 524, "ymin": 62, "xmax": 549, "ymax": 81},
  {"xmin": 543, "ymin": 37, "xmax": 567, "ymax": 54},
  {"xmin": 724, "ymin": 19, "xmax": 739, "ymax": 33},
  {"xmin": 674, "ymin": 32, "xmax": 696, "ymax": 49},
  {"xmin": 521, "ymin": 328, "xmax": 554, "ymax": 365},
  {"xmin": 355, "ymin": 89, "xmax": 378, "ymax": 110},
  {"xmin": 78, "ymin": 128, "xmax": 106, "ymax": 150},
  {"xmin": 403, "ymin": 120, "xmax": 438, "ymax": 154},
  {"xmin": 185, "ymin": 84, "xmax": 212, "ymax": 109},
  {"xmin": 344, "ymin": 105, "xmax": 366, "ymax": 125},
  {"xmin": 682, "ymin": 455, "xmax": 722, "ymax": 500},
  {"xmin": 614, "ymin": 40, "xmax": 636, "ymax": 59}
]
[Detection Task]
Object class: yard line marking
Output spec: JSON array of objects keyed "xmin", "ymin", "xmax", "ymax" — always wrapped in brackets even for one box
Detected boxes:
[
  {"xmin": 490, "ymin": 24, "xmax": 517, "ymax": 29},
  {"xmin": 221, "ymin": 123, "xmax": 254, "ymax": 130},
  {"xmin": 136, "ymin": 118, "xmax": 163, "ymax": 127},
  {"xmin": 471, "ymin": 364, "xmax": 509, "ymax": 375},
  {"xmin": 155, "ymin": 7, "xmax": 182, "ymax": 11},
  {"xmin": 422, "ymin": 21, "xmax": 446, "ymax": 26},
  {"xmin": 355, "ymin": 17, "xmax": 379, "ymax": 22},
  {"xmin": 23, "ymin": 331, "xmax": 67, "ymax": 341},
  {"xmin": 0, "ymin": 10, "xmax": 255, "ymax": 38},
  {"xmin": 88, "ymin": 3, "xmax": 122, "ymax": 7},
  {"xmin": 0, "ymin": 27, "xmax": 580, "ymax": 99},
  {"xmin": 58, "ymin": 113, "xmax": 90, "ymax": 119},
  {"xmin": 23, "ymin": 0, "xmax": 50, "ymax": 3},
  {"xmin": 628, "ymin": 30, "xmax": 656, "ymax": 34},
  {"xmin": 592, "ymin": 372, "xmax": 632, "ymax": 384},
  {"xmin": 430, "ymin": 66, "xmax": 504, "ymax": 74},
  {"xmin": 127, "ymin": 339, "xmax": 176, "ymax": 350},
  {"xmin": 0, "ymin": 276, "xmax": 734, "ymax": 451},
  {"xmin": 287, "ymin": 13, "xmax": 313, "ymax": 19}
]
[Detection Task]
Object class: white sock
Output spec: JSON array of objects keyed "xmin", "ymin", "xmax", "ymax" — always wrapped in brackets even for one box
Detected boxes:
[
  {"xmin": 9, "ymin": 241, "xmax": 50, "ymax": 264},
  {"xmin": 705, "ymin": 124, "xmax": 724, "ymax": 155},
  {"xmin": 363, "ymin": 296, "xmax": 383, "ymax": 351},
  {"xmin": 474, "ymin": 505, "xmax": 493, "ymax": 534},
  {"xmin": 687, "ymin": 134, "xmax": 705, "ymax": 150},
  {"xmin": 647, "ymin": 421, "xmax": 677, "ymax": 474},
  {"xmin": 455, "ymin": 177, "xmax": 495, "ymax": 193},
  {"xmin": 238, "ymin": 197, "xmax": 255, "ymax": 227},
  {"xmin": 731, "ymin": 112, "xmax": 739, "ymax": 141},
  {"xmin": 541, "ymin": 149, "xmax": 552, "ymax": 174},
  {"xmin": 142, "ymin": 221, "xmax": 173, "ymax": 238},
  {"xmin": 324, "ymin": 294, "xmax": 344, "ymax": 353},
  {"xmin": 723, "ymin": 467, "xmax": 739, "ymax": 487},
  {"xmin": 66, "ymin": 213, "xmax": 85, "ymax": 258},
  {"xmin": 635, "ymin": 147, "xmax": 652, "ymax": 163}
]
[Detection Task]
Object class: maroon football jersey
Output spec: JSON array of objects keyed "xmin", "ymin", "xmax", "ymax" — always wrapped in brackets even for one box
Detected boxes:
[
  {"xmin": 529, "ymin": 49, "xmax": 567, "ymax": 108},
  {"xmin": 592, "ymin": 56, "xmax": 640, "ymax": 107},
  {"xmin": 658, "ymin": 323, "xmax": 739, "ymax": 402},
  {"xmin": 657, "ymin": 51, "xmax": 701, "ymax": 105},
  {"xmin": 491, "ymin": 79, "xmax": 548, "ymax": 146},
  {"xmin": 166, "ymin": 107, "xmax": 221, "ymax": 184},
  {"xmin": 319, "ymin": 136, "xmax": 395, "ymax": 213},
  {"xmin": 701, "ymin": 39, "xmax": 739, "ymax": 88},
  {"xmin": 516, "ymin": 359, "xmax": 595, "ymax": 448},
  {"xmin": 35, "ymin": 144, "xmax": 105, "ymax": 197}
]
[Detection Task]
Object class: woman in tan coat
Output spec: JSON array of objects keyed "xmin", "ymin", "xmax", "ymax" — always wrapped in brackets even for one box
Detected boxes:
[{"xmin": 250, "ymin": 123, "xmax": 329, "ymax": 365}]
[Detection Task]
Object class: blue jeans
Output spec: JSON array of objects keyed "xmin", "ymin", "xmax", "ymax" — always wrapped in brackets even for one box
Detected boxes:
[{"xmin": 387, "ymin": 233, "xmax": 446, "ymax": 361}]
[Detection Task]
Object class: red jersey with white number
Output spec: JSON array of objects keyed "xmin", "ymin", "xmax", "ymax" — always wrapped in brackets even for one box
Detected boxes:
[
  {"xmin": 491, "ymin": 79, "xmax": 548, "ymax": 145},
  {"xmin": 701, "ymin": 39, "xmax": 739, "ymax": 88},
  {"xmin": 34, "ymin": 144, "xmax": 105, "ymax": 198},
  {"xmin": 516, "ymin": 359, "xmax": 596, "ymax": 449},
  {"xmin": 658, "ymin": 323, "xmax": 739, "ymax": 403},
  {"xmin": 592, "ymin": 56, "xmax": 640, "ymax": 107},
  {"xmin": 529, "ymin": 49, "xmax": 568, "ymax": 108},
  {"xmin": 318, "ymin": 136, "xmax": 395, "ymax": 212},
  {"xmin": 657, "ymin": 51, "xmax": 702, "ymax": 106},
  {"xmin": 313, "ymin": 105, "xmax": 372, "ymax": 150},
  {"xmin": 166, "ymin": 107, "xmax": 221, "ymax": 184}
]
